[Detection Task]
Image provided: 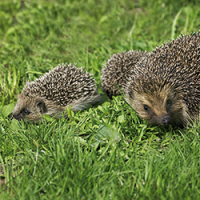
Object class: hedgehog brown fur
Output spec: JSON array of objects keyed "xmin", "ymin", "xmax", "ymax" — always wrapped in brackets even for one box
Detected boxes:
[
  {"xmin": 12, "ymin": 63, "xmax": 101, "ymax": 123},
  {"xmin": 125, "ymin": 31, "xmax": 200, "ymax": 127},
  {"xmin": 101, "ymin": 50, "xmax": 149, "ymax": 98}
]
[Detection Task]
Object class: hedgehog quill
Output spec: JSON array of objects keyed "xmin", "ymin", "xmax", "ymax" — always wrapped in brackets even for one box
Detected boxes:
[
  {"xmin": 101, "ymin": 50, "xmax": 149, "ymax": 98},
  {"xmin": 12, "ymin": 63, "xmax": 102, "ymax": 123},
  {"xmin": 125, "ymin": 32, "xmax": 200, "ymax": 127}
]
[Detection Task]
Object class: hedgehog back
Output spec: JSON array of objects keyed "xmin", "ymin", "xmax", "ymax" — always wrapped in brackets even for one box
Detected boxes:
[
  {"xmin": 101, "ymin": 50, "xmax": 149, "ymax": 98},
  {"xmin": 21, "ymin": 64, "xmax": 98, "ymax": 106}
]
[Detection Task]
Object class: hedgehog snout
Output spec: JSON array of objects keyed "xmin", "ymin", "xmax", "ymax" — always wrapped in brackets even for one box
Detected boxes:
[
  {"xmin": 162, "ymin": 115, "xmax": 171, "ymax": 126},
  {"xmin": 8, "ymin": 113, "xmax": 13, "ymax": 120},
  {"xmin": 12, "ymin": 113, "xmax": 24, "ymax": 121}
]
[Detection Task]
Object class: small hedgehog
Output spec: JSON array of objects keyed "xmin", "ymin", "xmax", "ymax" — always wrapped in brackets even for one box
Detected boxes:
[
  {"xmin": 12, "ymin": 63, "xmax": 101, "ymax": 123},
  {"xmin": 125, "ymin": 31, "xmax": 200, "ymax": 127},
  {"xmin": 101, "ymin": 50, "xmax": 149, "ymax": 98}
]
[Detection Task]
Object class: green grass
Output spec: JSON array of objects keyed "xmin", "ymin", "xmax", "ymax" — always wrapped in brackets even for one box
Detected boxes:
[{"xmin": 1, "ymin": 0, "xmax": 200, "ymax": 199}]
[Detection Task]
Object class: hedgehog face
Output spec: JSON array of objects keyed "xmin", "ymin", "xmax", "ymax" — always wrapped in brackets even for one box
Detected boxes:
[
  {"xmin": 12, "ymin": 95, "xmax": 48, "ymax": 123},
  {"xmin": 126, "ymin": 87, "xmax": 187, "ymax": 127},
  {"xmin": 12, "ymin": 94, "xmax": 72, "ymax": 123}
]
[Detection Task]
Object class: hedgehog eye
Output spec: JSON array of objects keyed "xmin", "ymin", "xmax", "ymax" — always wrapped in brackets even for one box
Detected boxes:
[
  {"xmin": 22, "ymin": 109, "xmax": 30, "ymax": 116},
  {"xmin": 166, "ymin": 100, "xmax": 171, "ymax": 105},
  {"xmin": 144, "ymin": 105, "xmax": 149, "ymax": 111}
]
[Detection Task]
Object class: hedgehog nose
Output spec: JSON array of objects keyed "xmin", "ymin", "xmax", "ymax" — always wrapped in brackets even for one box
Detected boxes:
[
  {"xmin": 162, "ymin": 117, "xmax": 171, "ymax": 126},
  {"xmin": 8, "ymin": 113, "xmax": 13, "ymax": 120}
]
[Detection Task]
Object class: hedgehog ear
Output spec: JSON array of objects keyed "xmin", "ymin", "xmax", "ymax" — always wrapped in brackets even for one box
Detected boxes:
[{"xmin": 36, "ymin": 99, "xmax": 47, "ymax": 114}]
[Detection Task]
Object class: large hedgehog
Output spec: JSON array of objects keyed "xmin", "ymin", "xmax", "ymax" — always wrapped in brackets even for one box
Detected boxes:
[
  {"xmin": 12, "ymin": 63, "xmax": 101, "ymax": 123},
  {"xmin": 125, "ymin": 31, "xmax": 200, "ymax": 127},
  {"xmin": 101, "ymin": 50, "xmax": 149, "ymax": 98}
]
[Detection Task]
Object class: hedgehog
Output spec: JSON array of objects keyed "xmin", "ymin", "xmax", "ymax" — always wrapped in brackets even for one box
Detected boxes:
[
  {"xmin": 125, "ymin": 31, "xmax": 200, "ymax": 127},
  {"xmin": 101, "ymin": 50, "xmax": 149, "ymax": 98},
  {"xmin": 12, "ymin": 63, "xmax": 102, "ymax": 123}
]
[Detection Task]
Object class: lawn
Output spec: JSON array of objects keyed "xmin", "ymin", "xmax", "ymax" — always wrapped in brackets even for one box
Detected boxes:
[{"xmin": 1, "ymin": 0, "xmax": 200, "ymax": 199}]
